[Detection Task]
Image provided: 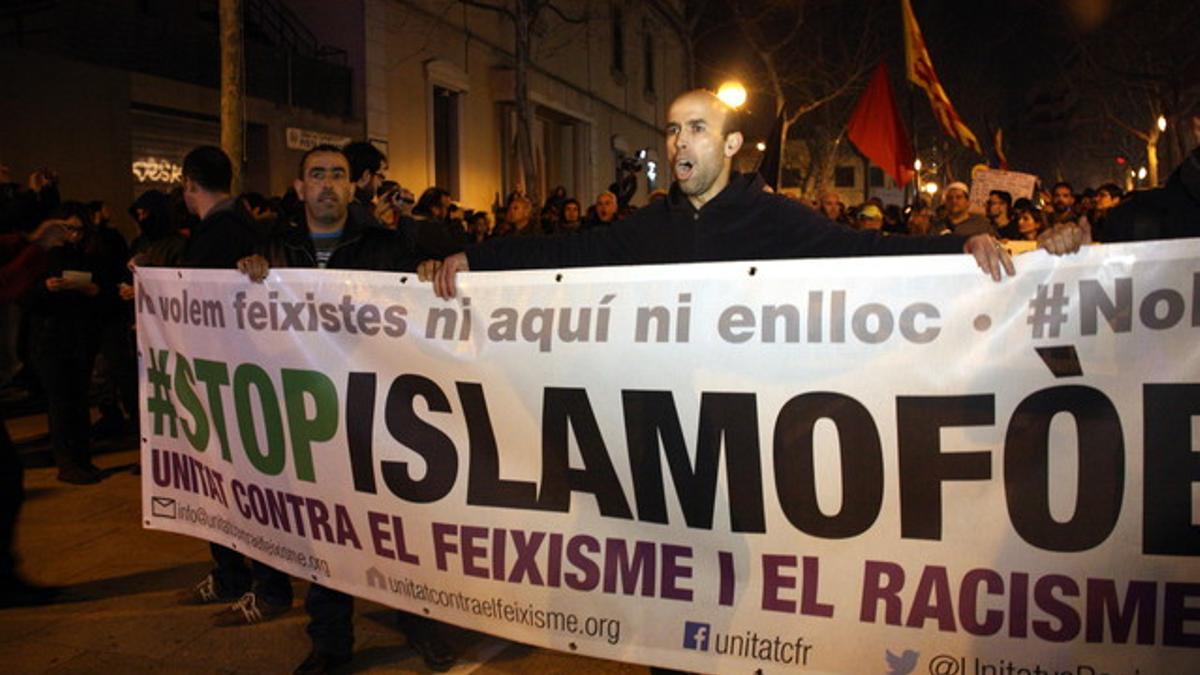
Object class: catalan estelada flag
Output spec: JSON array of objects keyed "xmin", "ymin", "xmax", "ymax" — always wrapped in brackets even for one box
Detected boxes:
[{"xmin": 902, "ymin": 0, "xmax": 982, "ymax": 154}]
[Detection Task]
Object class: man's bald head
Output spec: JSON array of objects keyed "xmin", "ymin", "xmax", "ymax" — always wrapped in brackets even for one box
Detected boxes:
[
  {"xmin": 818, "ymin": 190, "xmax": 843, "ymax": 221},
  {"xmin": 666, "ymin": 89, "xmax": 745, "ymax": 208},
  {"xmin": 595, "ymin": 191, "xmax": 618, "ymax": 222},
  {"xmin": 671, "ymin": 90, "xmax": 746, "ymax": 135}
]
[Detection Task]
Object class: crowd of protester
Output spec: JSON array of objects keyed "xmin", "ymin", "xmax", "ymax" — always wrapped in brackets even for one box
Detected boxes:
[
  {"xmin": 810, "ymin": 179, "xmax": 1132, "ymax": 242},
  {"xmin": 0, "ymin": 142, "xmax": 650, "ymax": 479},
  {"xmin": 1, "ymin": 110, "xmax": 1197, "ymax": 672}
]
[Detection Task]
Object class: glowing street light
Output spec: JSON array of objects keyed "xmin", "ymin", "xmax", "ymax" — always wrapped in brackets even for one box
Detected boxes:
[
  {"xmin": 924, "ymin": 183, "xmax": 939, "ymax": 195},
  {"xmin": 1137, "ymin": 166, "xmax": 1148, "ymax": 181},
  {"xmin": 717, "ymin": 81, "xmax": 747, "ymax": 109},
  {"xmin": 755, "ymin": 141, "xmax": 767, "ymax": 152},
  {"xmin": 913, "ymin": 158, "xmax": 922, "ymax": 172},
  {"xmin": 1157, "ymin": 115, "xmax": 1167, "ymax": 132}
]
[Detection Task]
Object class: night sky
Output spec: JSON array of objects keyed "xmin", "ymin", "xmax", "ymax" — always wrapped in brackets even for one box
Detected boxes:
[{"xmin": 695, "ymin": 0, "xmax": 1198, "ymax": 190}]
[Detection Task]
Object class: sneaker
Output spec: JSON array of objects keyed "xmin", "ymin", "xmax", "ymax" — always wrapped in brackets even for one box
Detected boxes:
[
  {"xmin": 177, "ymin": 573, "xmax": 242, "ymax": 606},
  {"xmin": 212, "ymin": 591, "xmax": 291, "ymax": 626},
  {"xmin": 293, "ymin": 649, "xmax": 352, "ymax": 675}
]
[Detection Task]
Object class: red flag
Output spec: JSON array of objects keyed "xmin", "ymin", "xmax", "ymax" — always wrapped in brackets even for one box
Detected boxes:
[{"xmin": 847, "ymin": 62, "xmax": 914, "ymax": 187}]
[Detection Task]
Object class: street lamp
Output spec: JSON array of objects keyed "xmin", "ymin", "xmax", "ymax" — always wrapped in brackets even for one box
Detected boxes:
[
  {"xmin": 717, "ymin": 81, "xmax": 747, "ymax": 109},
  {"xmin": 1137, "ymin": 166, "xmax": 1148, "ymax": 181},
  {"xmin": 755, "ymin": 141, "xmax": 767, "ymax": 152},
  {"xmin": 913, "ymin": 158, "xmax": 922, "ymax": 172},
  {"xmin": 1157, "ymin": 115, "xmax": 1167, "ymax": 132},
  {"xmin": 924, "ymin": 183, "xmax": 939, "ymax": 195}
]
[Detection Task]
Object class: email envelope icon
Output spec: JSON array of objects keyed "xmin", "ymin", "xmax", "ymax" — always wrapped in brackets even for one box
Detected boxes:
[{"xmin": 151, "ymin": 497, "xmax": 177, "ymax": 519}]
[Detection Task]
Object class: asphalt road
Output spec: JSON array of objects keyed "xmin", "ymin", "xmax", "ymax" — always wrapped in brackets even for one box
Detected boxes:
[{"xmin": 2, "ymin": 439, "xmax": 651, "ymax": 675}]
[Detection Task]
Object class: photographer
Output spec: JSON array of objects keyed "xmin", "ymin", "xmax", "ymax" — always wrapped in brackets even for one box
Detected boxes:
[{"xmin": 411, "ymin": 186, "xmax": 469, "ymax": 257}]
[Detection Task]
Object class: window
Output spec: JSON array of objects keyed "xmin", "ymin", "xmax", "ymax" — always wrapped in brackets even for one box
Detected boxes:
[
  {"xmin": 499, "ymin": 103, "xmax": 585, "ymax": 200},
  {"xmin": 642, "ymin": 31, "xmax": 655, "ymax": 95},
  {"xmin": 539, "ymin": 109, "xmax": 580, "ymax": 198},
  {"xmin": 432, "ymin": 86, "xmax": 460, "ymax": 193},
  {"xmin": 611, "ymin": 4, "xmax": 625, "ymax": 76},
  {"xmin": 868, "ymin": 166, "xmax": 885, "ymax": 188},
  {"xmin": 834, "ymin": 166, "xmax": 856, "ymax": 188}
]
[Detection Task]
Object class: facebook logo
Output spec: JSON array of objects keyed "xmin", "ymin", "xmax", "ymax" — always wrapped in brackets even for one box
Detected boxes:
[{"xmin": 682, "ymin": 621, "xmax": 710, "ymax": 651}]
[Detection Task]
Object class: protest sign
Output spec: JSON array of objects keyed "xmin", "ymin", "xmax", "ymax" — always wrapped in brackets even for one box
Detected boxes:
[
  {"xmin": 138, "ymin": 240, "xmax": 1200, "ymax": 673},
  {"xmin": 970, "ymin": 167, "xmax": 1039, "ymax": 213}
]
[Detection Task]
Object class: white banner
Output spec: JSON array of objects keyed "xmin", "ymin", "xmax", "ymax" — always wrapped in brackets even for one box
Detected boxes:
[{"xmin": 137, "ymin": 240, "xmax": 1200, "ymax": 674}]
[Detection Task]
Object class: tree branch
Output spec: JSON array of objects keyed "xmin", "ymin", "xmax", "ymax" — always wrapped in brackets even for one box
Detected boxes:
[
  {"xmin": 460, "ymin": 0, "xmax": 515, "ymax": 23},
  {"xmin": 1106, "ymin": 111, "xmax": 1151, "ymax": 143},
  {"xmin": 770, "ymin": 1, "xmax": 808, "ymax": 57},
  {"xmin": 786, "ymin": 69, "xmax": 863, "ymax": 126},
  {"xmin": 541, "ymin": 1, "xmax": 586, "ymax": 25}
]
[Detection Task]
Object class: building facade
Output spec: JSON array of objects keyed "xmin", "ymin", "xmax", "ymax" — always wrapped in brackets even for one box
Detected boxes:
[
  {"xmin": 0, "ymin": 0, "xmax": 689, "ymax": 235},
  {"xmin": 1, "ymin": 0, "xmax": 363, "ymax": 236},
  {"xmin": 362, "ymin": 0, "xmax": 688, "ymax": 211}
]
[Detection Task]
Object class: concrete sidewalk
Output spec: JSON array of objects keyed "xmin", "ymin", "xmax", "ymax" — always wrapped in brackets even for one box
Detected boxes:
[{"xmin": 1, "ymin": 444, "xmax": 647, "ymax": 674}]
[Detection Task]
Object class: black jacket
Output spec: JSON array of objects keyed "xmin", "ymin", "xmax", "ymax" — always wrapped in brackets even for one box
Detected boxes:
[
  {"xmin": 22, "ymin": 243, "xmax": 108, "ymax": 356},
  {"xmin": 258, "ymin": 208, "xmax": 419, "ymax": 273},
  {"xmin": 182, "ymin": 198, "xmax": 260, "ymax": 269},
  {"xmin": 1100, "ymin": 147, "xmax": 1200, "ymax": 242},
  {"xmin": 468, "ymin": 173, "xmax": 967, "ymax": 270}
]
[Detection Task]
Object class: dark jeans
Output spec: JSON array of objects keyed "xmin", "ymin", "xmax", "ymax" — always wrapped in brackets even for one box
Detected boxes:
[
  {"xmin": 92, "ymin": 317, "xmax": 137, "ymax": 425},
  {"xmin": 305, "ymin": 583, "xmax": 354, "ymax": 656},
  {"xmin": 28, "ymin": 334, "xmax": 93, "ymax": 471},
  {"xmin": 0, "ymin": 420, "xmax": 22, "ymax": 580},
  {"xmin": 304, "ymin": 588, "xmax": 444, "ymax": 658},
  {"xmin": 210, "ymin": 543, "xmax": 293, "ymax": 606}
]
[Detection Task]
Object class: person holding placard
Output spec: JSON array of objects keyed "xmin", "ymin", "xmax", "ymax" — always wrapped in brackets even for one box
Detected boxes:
[{"xmin": 21, "ymin": 202, "xmax": 106, "ymax": 484}]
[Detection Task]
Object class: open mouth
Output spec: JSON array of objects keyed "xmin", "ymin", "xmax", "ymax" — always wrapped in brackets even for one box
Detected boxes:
[{"xmin": 675, "ymin": 160, "xmax": 695, "ymax": 181}]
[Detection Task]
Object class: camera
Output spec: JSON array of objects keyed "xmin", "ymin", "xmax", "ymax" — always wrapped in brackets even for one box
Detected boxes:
[{"xmin": 618, "ymin": 155, "xmax": 644, "ymax": 173}]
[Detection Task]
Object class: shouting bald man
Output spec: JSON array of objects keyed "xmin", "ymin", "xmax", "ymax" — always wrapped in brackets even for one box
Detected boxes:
[{"xmin": 422, "ymin": 89, "xmax": 1082, "ymax": 297}]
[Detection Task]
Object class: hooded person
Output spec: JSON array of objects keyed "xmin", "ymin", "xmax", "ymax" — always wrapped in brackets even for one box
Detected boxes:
[{"xmin": 129, "ymin": 189, "xmax": 185, "ymax": 267}]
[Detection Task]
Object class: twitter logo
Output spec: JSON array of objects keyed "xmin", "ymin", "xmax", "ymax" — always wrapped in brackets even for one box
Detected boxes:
[{"xmin": 885, "ymin": 649, "xmax": 918, "ymax": 675}]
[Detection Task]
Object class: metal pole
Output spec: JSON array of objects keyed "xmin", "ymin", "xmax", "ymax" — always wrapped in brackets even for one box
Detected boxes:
[
  {"xmin": 909, "ymin": 84, "xmax": 918, "ymax": 205},
  {"xmin": 220, "ymin": 0, "xmax": 245, "ymax": 195}
]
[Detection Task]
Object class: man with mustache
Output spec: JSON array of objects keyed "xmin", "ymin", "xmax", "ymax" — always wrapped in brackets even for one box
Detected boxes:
[
  {"xmin": 421, "ymin": 89, "xmax": 1086, "ymax": 297},
  {"xmin": 236, "ymin": 144, "xmax": 457, "ymax": 675}
]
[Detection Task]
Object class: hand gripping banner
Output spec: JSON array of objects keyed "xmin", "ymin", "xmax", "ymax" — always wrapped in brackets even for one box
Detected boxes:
[{"xmin": 137, "ymin": 240, "xmax": 1200, "ymax": 673}]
